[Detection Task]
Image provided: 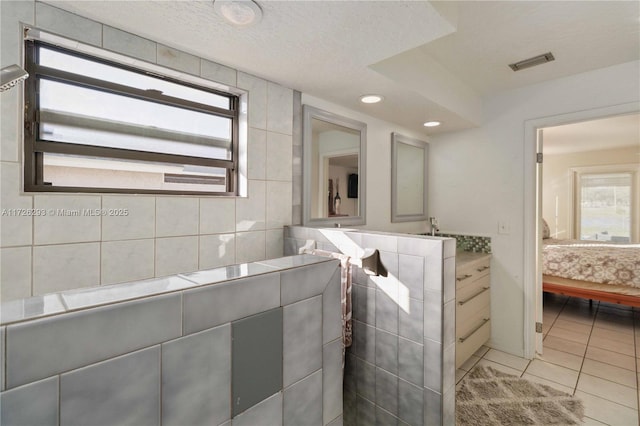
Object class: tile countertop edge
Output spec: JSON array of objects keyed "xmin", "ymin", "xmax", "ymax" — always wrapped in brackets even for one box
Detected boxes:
[{"xmin": 0, "ymin": 255, "xmax": 337, "ymax": 327}]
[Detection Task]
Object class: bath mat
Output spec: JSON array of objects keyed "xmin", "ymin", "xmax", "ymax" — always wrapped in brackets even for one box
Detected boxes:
[{"xmin": 456, "ymin": 366, "xmax": 584, "ymax": 425}]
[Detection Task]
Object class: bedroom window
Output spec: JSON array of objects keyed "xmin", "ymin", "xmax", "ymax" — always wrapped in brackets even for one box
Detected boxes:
[
  {"xmin": 23, "ymin": 40, "xmax": 239, "ymax": 195},
  {"xmin": 577, "ymin": 172, "xmax": 633, "ymax": 242}
]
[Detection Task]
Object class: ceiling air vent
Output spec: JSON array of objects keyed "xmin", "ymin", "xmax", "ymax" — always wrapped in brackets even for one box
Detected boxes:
[{"xmin": 509, "ymin": 52, "xmax": 555, "ymax": 71}]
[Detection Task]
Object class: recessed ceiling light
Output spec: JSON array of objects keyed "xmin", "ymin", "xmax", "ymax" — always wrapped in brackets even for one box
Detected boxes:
[
  {"xmin": 360, "ymin": 94, "xmax": 383, "ymax": 104},
  {"xmin": 214, "ymin": 0, "xmax": 262, "ymax": 27},
  {"xmin": 423, "ymin": 121, "xmax": 441, "ymax": 127}
]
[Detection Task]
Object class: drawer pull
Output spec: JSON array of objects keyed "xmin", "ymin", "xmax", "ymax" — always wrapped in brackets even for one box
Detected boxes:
[
  {"xmin": 456, "ymin": 274, "xmax": 473, "ymax": 282},
  {"xmin": 459, "ymin": 318, "xmax": 490, "ymax": 343},
  {"xmin": 477, "ymin": 266, "xmax": 490, "ymax": 272},
  {"xmin": 458, "ymin": 287, "xmax": 490, "ymax": 306}
]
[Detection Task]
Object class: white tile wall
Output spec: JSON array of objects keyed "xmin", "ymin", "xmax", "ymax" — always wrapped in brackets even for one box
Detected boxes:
[
  {"xmin": 0, "ymin": 247, "xmax": 32, "ymax": 301},
  {"xmin": 236, "ymin": 180, "xmax": 266, "ymax": 232},
  {"xmin": 199, "ymin": 234, "xmax": 235, "ymax": 270},
  {"xmin": 0, "ymin": 162, "xmax": 33, "ymax": 248},
  {"xmin": 0, "ymin": 2, "xmax": 294, "ymax": 302},
  {"xmin": 236, "ymin": 231, "xmax": 267, "ymax": 264},
  {"xmin": 34, "ymin": 195, "xmax": 101, "ymax": 245},
  {"xmin": 35, "ymin": 2, "xmax": 102, "ymax": 46},
  {"xmin": 101, "ymin": 196, "xmax": 155, "ymax": 241},
  {"xmin": 33, "ymin": 243, "xmax": 100, "ymax": 295},
  {"xmin": 101, "ymin": 239, "xmax": 155, "ymax": 285},
  {"xmin": 201, "ymin": 59, "xmax": 237, "ymax": 87},
  {"xmin": 156, "ymin": 197, "xmax": 199, "ymax": 237},
  {"xmin": 266, "ymin": 132, "xmax": 293, "ymax": 181},
  {"xmin": 155, "ymin": 236, "xmax": 199, "ymax": 277},
  {"xmin": 200, "ymin": 198, "xmax": 235, "ymax": 235},
  {"xmin": 157, "ymin": 44, "xmax": 200, "ymax": 75},
  {"xmin": 102, "ymin": 26, "xmax": 156, "ymax": 63}
]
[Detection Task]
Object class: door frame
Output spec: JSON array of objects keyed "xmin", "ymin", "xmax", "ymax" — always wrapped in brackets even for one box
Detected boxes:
[{"xmin": 522, "ymin": 101, "xmax": 640, "ymax": 359}]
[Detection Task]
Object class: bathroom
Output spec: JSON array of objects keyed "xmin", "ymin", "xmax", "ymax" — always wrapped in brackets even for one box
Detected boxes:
[{"xmin": 0, "ymin": 2, "xmax": 467, "ymax": 425}]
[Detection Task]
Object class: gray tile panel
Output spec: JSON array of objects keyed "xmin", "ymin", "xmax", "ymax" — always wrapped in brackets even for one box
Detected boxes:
[
  {"xmin": 0, "ymin": 327, "xmax": 4, "ymax": 391},
  {"xmin": 356, "ymin": 395, "xmax": 376, "ymax": 426},
  {"xmin": 283, "ymin": 370, "xmax": 323, "ymax": 426},
  {"xmin": 399, "ymin": 298, "xmax": 423, "ymax": 343},
  {"xmin": 376, "ymin": 407, "xmax": 399, "ymax": 426},
  {"xmin": 375, "ymin": 329, "xmax": 398, "ymax": 375},
  {"xmin": 60, "ymin": 346, "xmax": 160, "ymax": 426},
  {"xmin": 424, "ymin": 387, "xmax": 442, "ymax": 426},
  {"xmin": 375, "ymin": 368, "xmax": 398, "ymax": 415},
  {"xmin": 162, "ymin": 325, "xmax": 231, "ymax": 426},
  {"xmin": 353, "ymin": 284, "xmax": 376, "ymax": 326},
  {"xmin": 283, "ymin": 296, "xmax": 322, "ymax": 387},
  {"xmin": 232, "ymin": 391, "xmax": 282, "ymax": 426},
  {"xmin": 398, "ymin": 337, "xmax": 423, "ymax": 387},
  {"xmin": 0, "ymin": 376, "xmax": 58, "ymax": 426},
  {"xmin": 354, "ymin": 321, "xmax": 376, "ymax": 364},
  {"xmin": 424, "ymin": 338, "xmax": 442, "ymax": 392},
  {"xmin": 323, "ymin": 339, "xmax": 343, "ymax": 425},
  {"xmin": 398, "ymin": 379, "xmax": 423, "ymax": 426},
  {"xmin": 443, "ymin": 300, "xmax": 456, "ymax": 348},
  {"xmin": 183, "ymin": 273, "xmax": 280, "ymax": 335},
  {"xmin": 398, "ymin": 254, "xmax": 424, "ymax": 301},
  {"xmin": 344, "ymin": 352, "xmax": 356, "ymax": 394},
  {"xmin": 280, "ymin": 260, "xmax": 338, "ymax": 305},
  {"xmin": 443, "ymin": 257, "xmax": 456, "ymax": 303},
  {"xmin": 323, "ymin": 268, "xmax": 342, "ymax": 345},
  {"xmin": 423, "ymin": 290, "xmax": 442, "ymax": 343},
  {"xmin": 6, "ymin": 293, "xmax": 181, "ymax": 388},
  {"xmin": 375, "ymin": 289, "xmax": 398, "ymax": 334},
  {"xmin": 355, "ymin": 358, "xmax": 376, "ymax": 402},
  {"xmin": 343, "ymin": 391, "xmax": 357, "ymax": 426},
  {"xmin": 232, "ymin": 308, "xmax": 283, "ymax": 417},
  {"xmin": 327, "ymin": 414, "xmax": 344, "ymax": 426}
]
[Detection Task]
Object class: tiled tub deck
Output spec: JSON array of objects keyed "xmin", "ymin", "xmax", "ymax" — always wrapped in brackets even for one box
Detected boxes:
[{"xmin": 0, "ymin": 255, "xmax": 343, "ymax": 426}]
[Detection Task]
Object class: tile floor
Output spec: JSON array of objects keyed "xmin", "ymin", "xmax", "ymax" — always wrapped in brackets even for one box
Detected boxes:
[{"xmin": 456, "ymin": 293, "xmax": 640, "ymax": 426}]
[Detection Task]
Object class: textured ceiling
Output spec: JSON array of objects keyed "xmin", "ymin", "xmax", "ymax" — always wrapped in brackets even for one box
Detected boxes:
[{"xmin": 44, "ymin": 1, "xmax": 640, "ymax": 137}]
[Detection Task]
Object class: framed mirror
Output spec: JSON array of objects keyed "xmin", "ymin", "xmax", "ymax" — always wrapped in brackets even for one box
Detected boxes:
[
  {"xmin": 303, "ymin": 105, "xmax": 367, "ymax": 227},
  {"xmin": 391, "ymin": 132, "xmax": 428, "ymax": 222}
]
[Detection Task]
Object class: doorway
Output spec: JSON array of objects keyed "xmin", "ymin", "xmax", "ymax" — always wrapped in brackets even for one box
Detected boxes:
[{"xmin": 523, "ymin": 102, "xmax": 640, "ymax": 359}]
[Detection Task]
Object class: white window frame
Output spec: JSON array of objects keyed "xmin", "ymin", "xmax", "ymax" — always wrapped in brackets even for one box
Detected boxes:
[{"xmin": 569, "ymin": 163, "xmax": 640, "ymax": 242}]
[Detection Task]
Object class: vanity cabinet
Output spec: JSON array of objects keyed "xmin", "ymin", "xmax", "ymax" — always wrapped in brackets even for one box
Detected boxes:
[{"xmin": 455, "ymin": 252, "xmax": 491, "ymax": 368}]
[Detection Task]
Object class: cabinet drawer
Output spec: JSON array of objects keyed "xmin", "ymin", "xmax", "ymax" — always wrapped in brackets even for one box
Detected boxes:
[
  {"xmin": 456, "ymin": 318, "xmax": 491, "ymax": 368},
  {"xmin": 457, "ymin": 303, "xmax": 490, "ymax": 338},
  {"xmin": 456, "ymin": 274, "xmax": 490, "ymax": 305},
  {"xmin": 457, "ymin": 290, "xmax": 490, "ymax": 331},
  {"xmin": 456, "ymin": 258, "xmax": 490, "ymax": 286}
]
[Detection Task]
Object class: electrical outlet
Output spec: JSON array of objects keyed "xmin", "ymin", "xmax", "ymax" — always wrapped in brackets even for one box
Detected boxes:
[{"xmin": 498, "ymin": 220, "xmax": 510, "ymax": 235}]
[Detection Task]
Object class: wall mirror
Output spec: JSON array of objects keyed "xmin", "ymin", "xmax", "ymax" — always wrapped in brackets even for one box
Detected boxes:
[
  {"xmin": 303, "ymin": 105, "xmax": 367, "ymax": 227},
  {"xmin": 391, "ymin": 132, "xmax": 428, "ymax": 222}
]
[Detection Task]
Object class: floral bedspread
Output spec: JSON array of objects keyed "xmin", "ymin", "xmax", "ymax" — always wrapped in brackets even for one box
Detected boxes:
[{"xmin": 542, "ymin": 238, "xmax": 640, "ymax": 288}]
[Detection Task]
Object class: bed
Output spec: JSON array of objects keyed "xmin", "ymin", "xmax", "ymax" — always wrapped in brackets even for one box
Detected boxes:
[{"xmin": 542, "ymin": 237, "xmax": 640, "ymax": 307}]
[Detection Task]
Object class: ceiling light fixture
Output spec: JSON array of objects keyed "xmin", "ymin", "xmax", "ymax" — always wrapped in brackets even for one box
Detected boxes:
[
  {"xmin": 423, "ymin": 121, "xmax": 441, "ymax": 127},
  {"xmin": 509, "ymin": 52, "xmax": 555, "ymax": 72},
  {"xmin": 214, "ymin": 0, "xmax": 262, "ymax": 27},
  {"xmin": 360, "ymin": 94, "xmax": 383, "ymax": 104}
]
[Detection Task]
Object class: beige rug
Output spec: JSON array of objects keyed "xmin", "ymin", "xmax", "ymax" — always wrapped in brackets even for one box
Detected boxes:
[{"xmin": 456, "ymin": 366, "xmax": 584, "ymax": 425}]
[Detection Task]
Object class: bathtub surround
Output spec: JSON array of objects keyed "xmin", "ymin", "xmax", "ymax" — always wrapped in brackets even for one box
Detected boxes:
[
  {"xmin": 285, "ymin": 226, "xmax": 456, "ymax": 425},
  {"xmin": 0, "ymin": 1, "xmax": 296, "ymax": 301},
  {"xmin": 0, "ymin": 255, "xmax": 343, "ymax": 426}
]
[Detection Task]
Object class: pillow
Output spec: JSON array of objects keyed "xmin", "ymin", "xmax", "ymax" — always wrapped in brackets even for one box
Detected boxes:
[{"xmin": 542, "ymin": 219, "xmax": 550, "ymax": 239}]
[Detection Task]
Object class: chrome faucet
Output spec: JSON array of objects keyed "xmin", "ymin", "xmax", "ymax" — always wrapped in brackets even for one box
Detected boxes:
[{"xmin": 429, "ymin": 217, "xmax": 439, "ymax": 236}]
